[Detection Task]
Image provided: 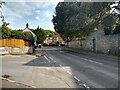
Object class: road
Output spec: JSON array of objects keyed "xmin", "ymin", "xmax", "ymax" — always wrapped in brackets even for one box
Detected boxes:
[
  {"xmin": 37, "ymin": 46, "xmax": 118, "ymax": 88},
  {"xmin": 1, "ymin": 46, "xmax": 118, "ymax": 89}
]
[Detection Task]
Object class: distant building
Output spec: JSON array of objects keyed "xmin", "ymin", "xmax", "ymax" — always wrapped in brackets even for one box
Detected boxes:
[
  {"xmin": 43, "ymin": 34, "xmax": 64, "ymax": 46},
  {"xmin": 23, "ymin": 23, "xmax": 37, "ymax": 46}
]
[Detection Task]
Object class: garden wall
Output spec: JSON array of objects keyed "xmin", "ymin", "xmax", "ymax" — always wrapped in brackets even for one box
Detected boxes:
[
  {"xmin": 0, "ymin": 39, "xmax": 33, "ymax": 54},
  {"xmin": 68, "ymin": 30, "xmax": 118, "ymax": 55}
]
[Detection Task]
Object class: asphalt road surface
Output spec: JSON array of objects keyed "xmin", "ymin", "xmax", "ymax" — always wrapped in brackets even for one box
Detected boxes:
[{"xmin": 37, "ymin": 46, "xmax": 118, "ymax": 88}]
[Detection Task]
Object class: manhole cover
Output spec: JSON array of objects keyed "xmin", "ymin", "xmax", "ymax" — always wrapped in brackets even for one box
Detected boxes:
[{"xmin": 2, "ymin": 75, "xmax": 11, "ymax": 78}]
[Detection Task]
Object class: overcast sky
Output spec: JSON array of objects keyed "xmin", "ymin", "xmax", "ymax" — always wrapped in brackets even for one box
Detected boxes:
[{"xmin": 0, "ymin": 0, "xmax": 64, "ymax": 31}]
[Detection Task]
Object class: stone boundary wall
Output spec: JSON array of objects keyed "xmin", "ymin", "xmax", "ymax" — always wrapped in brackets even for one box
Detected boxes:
[
  {"xmin": 0, "ymin": 46, "xmax": 33, "ymax": 55},
  {"xmin": 68, "ymin": 30, "xmax": 118, "ymax": 55}
]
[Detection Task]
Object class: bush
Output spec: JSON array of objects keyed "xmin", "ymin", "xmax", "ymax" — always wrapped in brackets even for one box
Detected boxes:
[
  {"xmin": 23, "ymin": 31, "xmax": 34, "ymax": 44},
  {"xmin": 10, "ymin": 30, "xmax": 24, "ymax": 39}
]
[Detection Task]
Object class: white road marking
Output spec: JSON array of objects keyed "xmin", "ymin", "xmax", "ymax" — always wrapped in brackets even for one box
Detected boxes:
[
  {"xmin": 59, "ymin": 51, "xmax": 64, "ymax": 52},
  {"xmin": 83, "ymin": 84, "xmax": 90, "ymax": 89},
  {"xmin": 81, "ymin": 58, "xmax": 102, "ymax": 65},
  {"xmin": 44, "ymin": 56, "xmax": 51, "ymax": 63},
  {"xmin": 73, "ymin": 76, "xmax": 80, "ymax": 82},
  {"xmin": 49, "ymin": 57, "xmax": 56, "ymax": 63},
  {"xmin": 59, "ymin": 64, "xmax": 62, "ymax": 67}
]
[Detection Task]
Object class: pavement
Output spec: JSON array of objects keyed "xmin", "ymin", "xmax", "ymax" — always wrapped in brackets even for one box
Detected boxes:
[
  {"xmin": 1, "ymin": 79, "xmax": 30, "ymax": 88},
  {"xmin": 1, "ymin": 53, "xmax": 82, "ymax": 88},
  {"xmin": 63, "ymin": 47, "xmax": 118, "ymax": 60}
]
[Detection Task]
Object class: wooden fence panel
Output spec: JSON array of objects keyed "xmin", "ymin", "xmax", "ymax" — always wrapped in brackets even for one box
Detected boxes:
[{"xmin": 0, "ymin": 39, "xmax": 31, "ymax": 47}]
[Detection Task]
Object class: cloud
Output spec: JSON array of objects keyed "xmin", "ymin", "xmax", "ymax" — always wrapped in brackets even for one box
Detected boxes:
[
  {"xmin": 1, "ymin": 1, "xmax": 61, "ymax": 30},
  {"xmin": 35, "ymin": 10, "xmax": 41, "ymax": 13},
  {"xmin": 36, "ymin": 16, "xmax": 40, "ymax": 20},
  {"xmin": 4, "ymin": 0, "xmax": 64, "ymax": 2}
]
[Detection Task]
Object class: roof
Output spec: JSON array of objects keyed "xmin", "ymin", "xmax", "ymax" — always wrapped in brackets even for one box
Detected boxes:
[
  {"xmin": 23, "ymin": 28, "xmax": 36, "ymax": 37},
  {"xmin": 52, "ymin": 34, "xmax": 61, "ymax": 38}
]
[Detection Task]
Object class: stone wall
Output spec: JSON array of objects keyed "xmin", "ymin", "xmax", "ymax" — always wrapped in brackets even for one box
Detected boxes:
[
  {"xmin": 0, "ymin": 46, "xmax": 34, "ymax": 55},
  {"xmin": 68, "ymin": 30, "xmax": 118, "ymax": 55}
]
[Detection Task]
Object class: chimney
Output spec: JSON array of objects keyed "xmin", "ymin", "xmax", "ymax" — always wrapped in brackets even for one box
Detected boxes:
[{"xmin": 26, "ymin": 23, "xmax": 29, "ymax": 28}]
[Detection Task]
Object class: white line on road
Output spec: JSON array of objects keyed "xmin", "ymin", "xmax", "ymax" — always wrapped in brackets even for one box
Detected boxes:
[
  {"xmin": 44, "ymin": 56, "xmax": 51, "ymax": 63},
  {"xmin": 73, "ymin": 76, "xmax": 80, "ymax": 82},
  {"xmin": 81, "ymin": 58, "xmax": 103, "ymax": 65},
  {"xmin": 59, "ymin": 64, "xmax": 62, "ymax": 67},
  {"xmin": 83, "ymin": 84, "xmax": 90, "ymax": 89},
  {"xmin": 49, "ymin": 57, "xmax": 56, "ymax": 63},
  {"xmin": 59, "ymin": 51, "xmax": 65, "ymax": 52}
]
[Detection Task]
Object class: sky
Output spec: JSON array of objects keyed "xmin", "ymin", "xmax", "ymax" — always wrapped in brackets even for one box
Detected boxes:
[
  {"xmin": 0, "ymin": 0, "xmax": 64, "ymax": 31},
  {"xmin": 0, "ymin": 0, "xmax": 118, "ymax": 31}
]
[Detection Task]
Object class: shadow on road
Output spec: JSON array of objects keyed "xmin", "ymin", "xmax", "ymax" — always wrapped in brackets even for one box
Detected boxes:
[
  {"xmin": 23, "ymin": 56, "xmax": 60, "ymax": 67},
  {"xmin": 22, "ymin": 54, "xmax": 85, "ymax": 88}
]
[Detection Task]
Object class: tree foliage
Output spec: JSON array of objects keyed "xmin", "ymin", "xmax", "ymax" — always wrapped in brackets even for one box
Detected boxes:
[
  {"xmin": 0, "ymin": 21, "xmax": 24, "ymax": 39},
  {"xmin": 101, "ymin": 15, "xmax": 117, "ymax": 35},
  {"xmin": 113, "ymin": 23, "xmax": 120, "ymax": 34},
  {"xmin": 1, "ymin": 21, "xmax": 11, "ymax": 38},
  {"xmin": 44, "ymin": 30, "xmax": 56, "ymax": 37},
  {"xmin": 33, "ymin": 26, "xmax": 46, "ymax": 44},
  {"xmin": 52, "ymin": 2, "xmax": 118, "ymax": 42},
  {"xmin": 11, "ymin": 30, "xmax": 24, "ymax": 39},
  {"xmin": 23, "ymin": 31, "xmax": 34, "ymax": 44}
]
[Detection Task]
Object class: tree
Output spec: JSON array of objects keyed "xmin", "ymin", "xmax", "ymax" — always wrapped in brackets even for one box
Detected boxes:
[
  {"xmin": 44, "ymin": 30, "xmax": 56, "ymax": 37},
  {"xmin": 52, "ymin": 2, "xmax": 81, "ymax": 41},
  {"xmin": 101, "ymin": 15, "xmax": 117, "ymax": 35},
  {"xmin": 23, "ymin": 31, "xmax": 34, "ymax": 44},
  {"xmin": 52, "ymin": 2, "xmax": 113, "ymax": 41},
  {"xmin": 1, "ymin": 21, "xmax": 11, "ymax": 39},
  {"xmin": 0, "ymin": 21, "xmax": 26, "ymax": 39},
  {"xmin": 113, "ymin": 23, "xmax": 120, "ymax": 34},
  {"xmin": 33, "ymin": 26, "xmax": 46, "ymax": 44},
  {"xmin": 10, "ymin": 30, "xmax": 24, "ymax": 39}
]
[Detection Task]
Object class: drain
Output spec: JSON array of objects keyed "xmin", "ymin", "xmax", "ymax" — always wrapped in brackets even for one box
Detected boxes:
[{"xmin": 2, "ymin": 75, "xmax": 11, "ymax": 78}]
